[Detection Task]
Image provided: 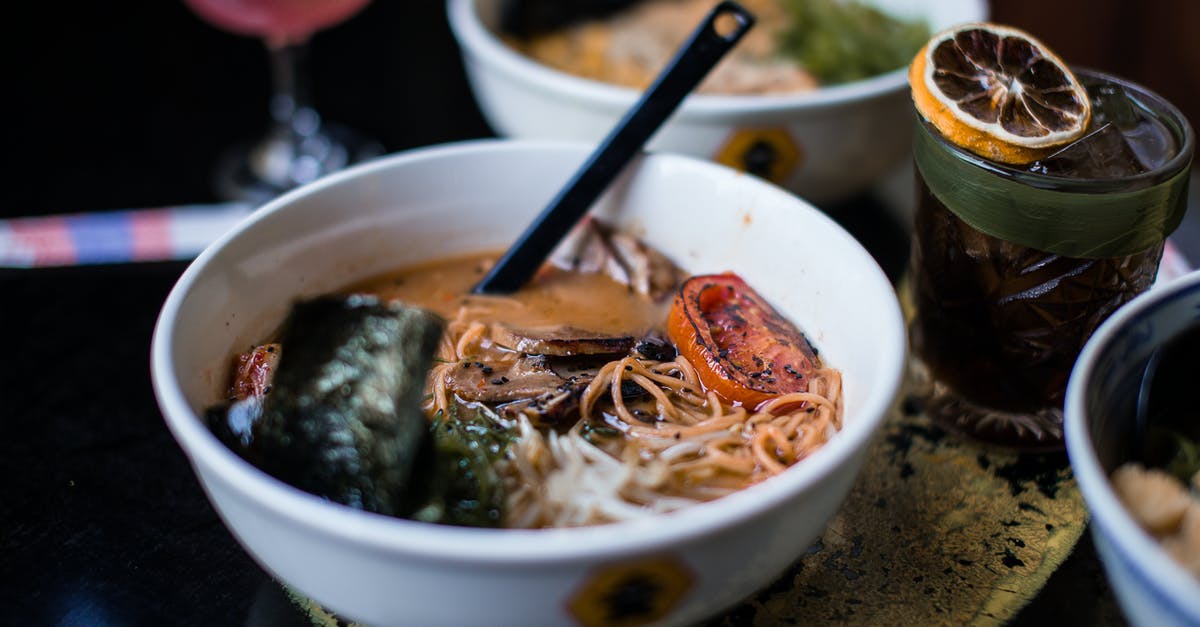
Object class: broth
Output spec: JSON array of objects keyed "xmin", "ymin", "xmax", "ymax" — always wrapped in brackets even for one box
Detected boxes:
[{"xmin": 347, "ymin": 251, "xmax": 668, "ymax": 338}]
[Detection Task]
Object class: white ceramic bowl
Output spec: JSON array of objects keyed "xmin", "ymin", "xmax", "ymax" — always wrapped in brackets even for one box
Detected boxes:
[
  {"xmin": 151, "ymin": 140, "xmax": 906, "ymax": 626},
  {"xmin": 446, "ymin": 0, "xmax": 987, "ymax": 206},
  {"xmin": 1065, "ymin": 270, "xmax": 1200, "ymax": 627}
]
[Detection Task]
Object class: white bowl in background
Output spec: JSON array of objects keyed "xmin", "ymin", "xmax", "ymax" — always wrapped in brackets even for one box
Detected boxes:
[
  {"xmin": 446, "ymin": 0, "xmax": 987, "ymax": 207},
  {"xmin": 151, "ymin": 140, "xmax": 907, "ymax": 626},
  {"xmin": 1065, "ymin": 270, "xmax": 1200, "ymax": 627}
]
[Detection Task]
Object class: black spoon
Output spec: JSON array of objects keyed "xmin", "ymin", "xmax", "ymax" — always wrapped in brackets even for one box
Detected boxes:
[{"xmin": 473, "ymin": 0, "xmax": 755, "ymax": 295}]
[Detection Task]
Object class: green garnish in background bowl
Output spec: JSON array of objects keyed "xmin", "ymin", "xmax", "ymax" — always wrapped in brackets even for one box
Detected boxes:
[{"xmin": 779, "ymin": 0, "xmax": 930, "ymax": 85}]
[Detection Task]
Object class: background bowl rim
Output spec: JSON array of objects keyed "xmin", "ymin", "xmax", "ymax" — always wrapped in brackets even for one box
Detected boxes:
[
  {"xmin": 444, "ymin": 0, "xmax": 987, "ymax": 116},
  {"xmin": 1065, "ymin": 270, "xmax": 1200, "ymax": 615},
  {"xmin": 151, "ymin": 138, "xmax": 907, "ymax": 564}
]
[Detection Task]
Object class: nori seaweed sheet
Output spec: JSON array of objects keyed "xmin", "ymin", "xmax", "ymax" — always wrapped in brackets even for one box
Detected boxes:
[{"xmin": 250, "ymin": 295, "xmax": 444, "ymax": 517}]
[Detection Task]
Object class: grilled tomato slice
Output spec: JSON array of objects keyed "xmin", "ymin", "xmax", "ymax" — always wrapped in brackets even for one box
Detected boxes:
[{"xmin": 667, "ymin": 273, "xmax": 820, "ymax": 408}]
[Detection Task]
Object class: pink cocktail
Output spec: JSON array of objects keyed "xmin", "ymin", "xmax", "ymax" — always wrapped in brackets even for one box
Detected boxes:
[{"xmin": 184, "ymin": 0, "xmax": 370, "ymax": 46}]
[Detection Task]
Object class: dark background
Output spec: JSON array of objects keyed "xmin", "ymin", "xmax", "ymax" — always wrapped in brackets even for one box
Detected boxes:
[
  {"xmin": 3, "ymin": 1, "xmax": 1195, "ymax": 625},
  {"xmin": 8, "ymin": 2, "xmax": 492, "ymax": 216}
]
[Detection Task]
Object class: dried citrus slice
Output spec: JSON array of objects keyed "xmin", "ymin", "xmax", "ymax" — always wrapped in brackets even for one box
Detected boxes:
[{"xmin": 909, "ymin": 23, "xmax": 1091, "ymax": 164}]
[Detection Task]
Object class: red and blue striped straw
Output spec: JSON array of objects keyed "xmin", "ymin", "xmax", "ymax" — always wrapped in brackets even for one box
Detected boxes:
[{"xmin": 0, "ymin": 202, "xmax": 252, "ymax": 267}]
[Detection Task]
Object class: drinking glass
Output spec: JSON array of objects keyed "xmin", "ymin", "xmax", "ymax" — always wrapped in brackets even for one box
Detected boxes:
[
  {"xmin": 185, "ymin": 0, "xmax": 383, "ymax": 203},
  {"xmin": 907, "ymin": 69, "xmax": 1194, "ymax": 450}
]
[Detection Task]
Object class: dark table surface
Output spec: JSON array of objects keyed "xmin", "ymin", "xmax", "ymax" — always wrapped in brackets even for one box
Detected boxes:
[{"xmin": 4, "ymin": 2, "xmax": 1198, "ymax": 625}]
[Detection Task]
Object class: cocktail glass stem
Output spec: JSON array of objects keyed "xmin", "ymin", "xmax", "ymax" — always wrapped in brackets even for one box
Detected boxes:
[{"xmin": 216, "ymin": 40, "xmax": 381, "ymax": 203}]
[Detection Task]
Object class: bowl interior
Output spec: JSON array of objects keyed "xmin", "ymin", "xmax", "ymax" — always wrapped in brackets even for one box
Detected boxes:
[
  {"xmin": 1074, "ymin": 274, "xmax": 1200, "ymax": 472},
  {"xmin": 152, "ymin": 139, "xmax": 906, "ymax": 558}
]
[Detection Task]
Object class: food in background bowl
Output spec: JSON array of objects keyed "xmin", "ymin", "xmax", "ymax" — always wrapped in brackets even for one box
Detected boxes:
[
  {"xmin": 446, "ymin": 0, "xmax": 988, "ymax": 205},
  {"xmin": 151, "ymin": 141, "xmax": 905, "ymax": 626},
  {"xmin": 1111, "ymin": 462, "xmax": 1200, "ymax": 577},
  {"xmin": 207, "ymin": 223, "xmax": 844, "ymax": 529},
  {"xmin": 506, "ymin": 0, "xmax": 930, "ymax": 95}
]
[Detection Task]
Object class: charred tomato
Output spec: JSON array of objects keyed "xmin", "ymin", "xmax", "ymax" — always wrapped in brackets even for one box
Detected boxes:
[{"xmin": 667, "ymin": 273, "xmax": 820, "ymax": 409}]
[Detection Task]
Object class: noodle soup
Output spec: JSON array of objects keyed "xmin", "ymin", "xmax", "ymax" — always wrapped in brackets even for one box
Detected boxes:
[
  {"xmin": 208, "ymin": 225, "xmax": 843, "ymax": 529},
  {"xmin": 152, "ymin": 142, "xmax": 907, "ymax": 625}
]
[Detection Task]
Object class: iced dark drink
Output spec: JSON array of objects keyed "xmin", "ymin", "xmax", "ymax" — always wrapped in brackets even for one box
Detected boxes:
[{"xmin": 909, "ymin": 69, "xmax": 1193, "ymax": 449}]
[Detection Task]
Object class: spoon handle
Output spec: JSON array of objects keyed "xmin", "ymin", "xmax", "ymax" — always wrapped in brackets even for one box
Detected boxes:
[{"xmin": 473, "ymin": 1, "xmax": 755, "ymax": 294}]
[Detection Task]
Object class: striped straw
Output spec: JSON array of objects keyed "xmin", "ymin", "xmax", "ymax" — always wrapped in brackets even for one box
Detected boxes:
[{"xmin": 0, "ymin": 202, "xmax": 253, "ymax": 268}]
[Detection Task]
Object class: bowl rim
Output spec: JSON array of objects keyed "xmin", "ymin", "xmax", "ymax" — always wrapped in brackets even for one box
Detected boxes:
[
  {"xmin": 1065, "ymin": 269, "xmax": 1200, "ymax": 615},
  {"xmin": 151, "ymin": 138, "xmax": 907, "ymax": 564},
  {"xmin": 445, "ymin": 0, "xmax": 987, "ymax": 117}
]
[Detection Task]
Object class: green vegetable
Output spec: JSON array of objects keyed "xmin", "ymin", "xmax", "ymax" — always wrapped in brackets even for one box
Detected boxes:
[
  {"xmin": 778, "ymin": 0, "xmax": 930, "ymax": 85},
  {"xmin": 410, "ymin": 404, "xmax": 515, "ymax": 528}
]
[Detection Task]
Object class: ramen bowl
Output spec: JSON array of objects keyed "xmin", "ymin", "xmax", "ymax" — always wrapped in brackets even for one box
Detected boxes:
[
  {"xmin": 151, "ymin": 140, "xmax": 906, "ymax": 626},
  {"xmin": 446, "ymin": 0, "xmax": 987, "ymax": 207},
  {"xmin": 1065, "ymin": 271, "xmax": 1200, "ymax": 627}
]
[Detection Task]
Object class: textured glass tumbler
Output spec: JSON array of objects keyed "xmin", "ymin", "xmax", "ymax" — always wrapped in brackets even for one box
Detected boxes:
[{"xmin": 907, "ymin": 70, "xmax": 1194, "ymax": 450}]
